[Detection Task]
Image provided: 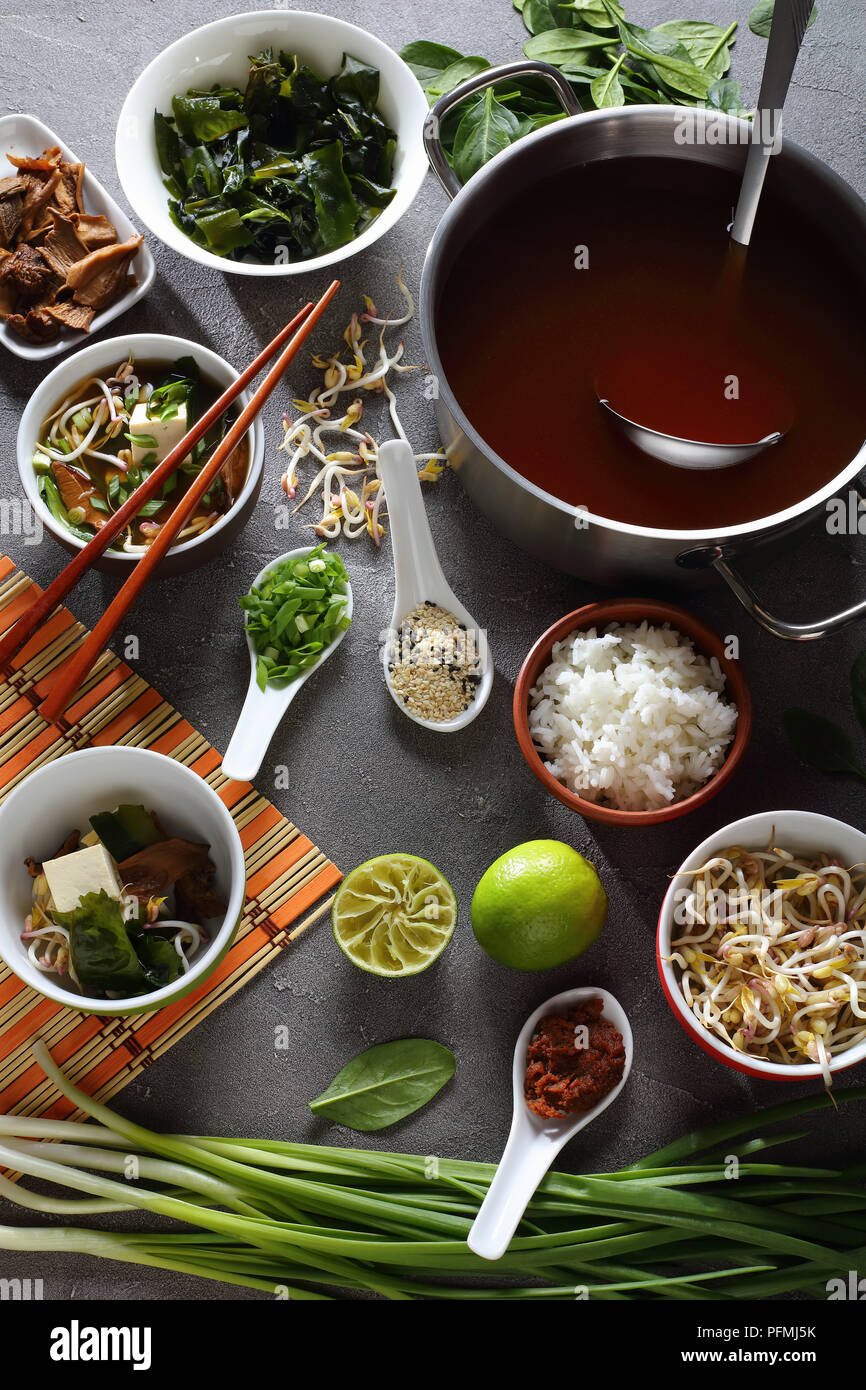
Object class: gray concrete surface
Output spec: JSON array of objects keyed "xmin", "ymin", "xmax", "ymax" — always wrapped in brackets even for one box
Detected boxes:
[{"xmin": 0, "ymin": 0, "xmax": 864, "ymax": 1302}]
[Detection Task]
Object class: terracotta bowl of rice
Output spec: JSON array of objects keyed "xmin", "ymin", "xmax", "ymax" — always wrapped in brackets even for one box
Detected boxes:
[{"xmin": 513, "ymin": 599, "xmax": 752, "ymax": 827}]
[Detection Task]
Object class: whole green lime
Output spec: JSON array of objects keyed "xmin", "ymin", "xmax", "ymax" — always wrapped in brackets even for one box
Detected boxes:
[{"xmin": 470, "ymin": 839, "xmax": 607, "ymax": 971}]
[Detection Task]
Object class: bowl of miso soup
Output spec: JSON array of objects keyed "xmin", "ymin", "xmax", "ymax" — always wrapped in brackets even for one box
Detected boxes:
[{"xmin": 17, "ymin": 332, "xmax": 265, "ymax": 576}]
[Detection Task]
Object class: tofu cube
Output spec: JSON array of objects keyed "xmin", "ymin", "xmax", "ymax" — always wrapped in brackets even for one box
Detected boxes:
[
  {"xmin": 42, "ymin": 843, "xmax": 124, "ymax": 914},
  {"xmin": 128, "ymin": 401, "xmax": 189, "ymax": 468}
]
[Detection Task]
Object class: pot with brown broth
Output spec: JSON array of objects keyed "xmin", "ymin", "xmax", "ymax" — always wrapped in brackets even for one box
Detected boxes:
[{"xmin": 421, "ymin": 80, "xmax": 866, "ymax": 638}]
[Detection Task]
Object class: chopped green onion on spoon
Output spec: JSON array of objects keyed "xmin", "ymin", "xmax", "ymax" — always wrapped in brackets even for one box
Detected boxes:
[{"xmin": 239, "ymin": 545, "xmax": 351, "ymax": 691}]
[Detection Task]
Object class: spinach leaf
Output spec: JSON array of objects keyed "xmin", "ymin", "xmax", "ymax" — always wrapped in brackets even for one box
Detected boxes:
[
  {"xmin": 54, "ymin": 891, "xmax": 150, "ymax": 997},
  {"xmin": 523, "ymin": 26, "xmax": 613, "ymax": 64},
  {"xmin": 851, "ymin": 651, "xmax": 866, "ymax": 735},
  {"xmin": 406, "ymin": 0, "xmax": 751, "ymax": 173},
  {"xmin": 452, "ymin": 88, "xmax": 521, "ymax": 184},
  {"xmin": 619, "ymin": 71, "xmax": 663, "ymax": 102},
  {"xmin": 591, "ymin": 54, "xmax": 626, "ymax": 107},
  {"xmin": 707, "ymin": 78, "xmax": 746, "ymax": 114},
  {"xmin": 750, "ymin": 0, "xmax": 817, "ymax": 39},
  {"xmin": 568, "ymin": 0, "xmax": 625, "ymax": 26},
  {"xmin": 514, "ymin": 110, "xmax": 570, "ymax": 136},
  {"xmin": 615, "ymin": 19, "xmax": 713, "ymax": 100},
  {"xmin": 651, "ymin": 20, "xmax": 736, "ymax": 78},
  {"xmin": 522, "ymin": 0, "xmax": 575, "ymax": 35},
  {"xmin": 308, "ymin": 1039, "xmax": 456, "ymax": 1131},
  {"xmin": 426, "ymin": 56, "xmax": 491, "ymax": 99},
  {"xmin": 783, "ymin": 708, "xmax": 866, "ymax": 781},
  {"xmin": 398, "ymin": 40, "xmax": 465, "ymax": 88}
]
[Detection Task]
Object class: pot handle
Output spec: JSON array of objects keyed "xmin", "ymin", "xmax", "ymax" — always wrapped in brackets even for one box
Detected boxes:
[
  {"xmin": 424, "ymin": 60, "xmax": 581, "ymax": 200},
  {"xmin": 680, "ymin": 545, "xmax": 866, "ymax": 641}
]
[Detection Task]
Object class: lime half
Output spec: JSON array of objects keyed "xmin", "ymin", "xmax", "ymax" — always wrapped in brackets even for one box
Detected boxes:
[{"xmin": 332, "ymin": 853, "xmax": 457, "ymax": 977}]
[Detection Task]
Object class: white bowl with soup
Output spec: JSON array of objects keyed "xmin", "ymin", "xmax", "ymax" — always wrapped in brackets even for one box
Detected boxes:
[
  {"xmin": 0, "ymin": 746, "xmax": 246, "ymax": 1016},
  {"xmin": 17, "ymin": 332, "xmax": 265, "ymax": 576}
]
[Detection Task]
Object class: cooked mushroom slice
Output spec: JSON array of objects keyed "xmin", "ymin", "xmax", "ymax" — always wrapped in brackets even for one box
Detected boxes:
[
  {"xmin": 18, "ymin": 167, "xmax": 62, "ymax": 237},
  {"xmin": 6, "ymin": 146, "xmax": 61, "ymax": 173},
  {"xmin": 70, "ymin": 213, "xmax": 117, "ymax": 250},
  {"xmin": 0, "ymin": 175, "xmax": 26, "ymax": 198},
  {"xmin": 52, "ymin": 461, "xmax": 108, "ymax": 528},
  {"xmin": 0, "ymin": 191, "xmax": 23, "ymax": 248},
  {"xmin": 45, "ymin": 300, "xmax": 94, "ymax": 332},
  {"xmin": 220, "ymin": 444, "xmax": 248, "ymax": 505},
  {"xmin": 0, "ymin": 243, "xmax": 57, "ymax": 302},
  {"xmin": 66, "ymin": 234, "xmax": 143, "ymax": 311},
  {"xmin": 118, "ymin": 839, "xmax": 225, "ymax": 917},
  {"xmin": 54, "ymin": 162, "xmax": 86, "ymax": 216},
  {"xmin": 6, "ymin": 307, "xmax": 57, "ymax": 342},
  {"xmin": 40, "ymin": 210, "xmax": 88, "ymax": 277}
]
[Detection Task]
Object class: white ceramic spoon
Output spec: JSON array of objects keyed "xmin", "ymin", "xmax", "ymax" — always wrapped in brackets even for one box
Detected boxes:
[
  {"xmin": 222, "ymin": 547, "xmax": 353, "ymax": 783},
  {"xmin": 468, "ymin": 986, "xmax": 633, "ymax": 1262},
  {"xmin": 377, "ymin": 439, "xmax": 492, "ymax": 732}
]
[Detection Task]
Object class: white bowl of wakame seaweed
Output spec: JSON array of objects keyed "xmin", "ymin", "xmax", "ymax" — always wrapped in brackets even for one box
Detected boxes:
[{"xmin": 115, "ymin": 10, "xmax": 429, "ymax": 275}]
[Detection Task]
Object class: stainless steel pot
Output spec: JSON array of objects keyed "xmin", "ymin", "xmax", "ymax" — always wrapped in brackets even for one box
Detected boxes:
[{"xmin": 419, "ymin": 62, "xmax": 866, "ymax": 639}]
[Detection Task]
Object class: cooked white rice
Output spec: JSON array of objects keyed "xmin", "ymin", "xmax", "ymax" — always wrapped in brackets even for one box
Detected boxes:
[{"xmin": 528, "ymin": 622, "xmax": 738, "ymax": 812}]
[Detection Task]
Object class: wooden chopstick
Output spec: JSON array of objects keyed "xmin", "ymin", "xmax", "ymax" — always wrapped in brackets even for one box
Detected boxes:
[
  {"xmin": 0, "ymin": 303, "xmax": 317, "ymax": 670},
  {"xmin": 39, "ymin": 279, "xmax": 340, "ymax": 725}
]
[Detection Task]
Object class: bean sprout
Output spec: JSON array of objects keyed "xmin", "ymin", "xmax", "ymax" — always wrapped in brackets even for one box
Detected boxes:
[{"xmin": 277, "ymin": 268, "xmax": 446, "ymax": 545}]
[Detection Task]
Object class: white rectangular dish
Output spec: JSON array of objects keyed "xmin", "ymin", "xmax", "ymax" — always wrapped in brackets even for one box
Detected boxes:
[{"xmin": 0, "ymin": 112, "xmax": 156, "ymax": 361}]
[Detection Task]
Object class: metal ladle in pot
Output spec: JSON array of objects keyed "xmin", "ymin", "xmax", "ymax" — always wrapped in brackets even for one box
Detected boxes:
[{"xmin": 599, "ymin": 0, "xmax": 814, "ymax": 472}]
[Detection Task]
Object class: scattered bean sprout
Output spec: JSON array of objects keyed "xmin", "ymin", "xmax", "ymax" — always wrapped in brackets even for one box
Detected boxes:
[
  {"xmin": 277, "ymin": 268, "xmax": 446, "ymax": 545},
  {"xmin": 668, "ymin": 839, "xmax": 866, "ymax": 1088},
  {"xmin": 172, "ymin": 922, "xmax": 204, "ymax": 973}
]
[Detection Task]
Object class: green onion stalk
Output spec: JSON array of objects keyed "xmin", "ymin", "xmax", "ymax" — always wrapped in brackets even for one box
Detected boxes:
[{"xmin": 0, "ymin": 1044, "xmax": 864, "ymax": 1301}]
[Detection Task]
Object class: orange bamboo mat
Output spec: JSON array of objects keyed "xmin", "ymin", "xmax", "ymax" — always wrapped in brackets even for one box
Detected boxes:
[{"xmin": 0, "ymin": 553, "xmax": 341, "ymax": 1121}]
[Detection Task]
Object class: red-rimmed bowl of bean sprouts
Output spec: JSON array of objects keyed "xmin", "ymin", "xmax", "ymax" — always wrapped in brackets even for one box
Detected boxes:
[{"xmin": 657, "ymin": 810, "xmax": 866, "ymax": 1086}]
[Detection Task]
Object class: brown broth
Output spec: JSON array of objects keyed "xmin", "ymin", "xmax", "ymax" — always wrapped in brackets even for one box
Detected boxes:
[{"xmin": 435, "ymin": 158, "xmax": 866, "ymax": 529}]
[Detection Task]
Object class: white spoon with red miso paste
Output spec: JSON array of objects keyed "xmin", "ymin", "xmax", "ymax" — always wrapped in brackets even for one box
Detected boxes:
[{"xmin": 468, "ymin": 986, "xmax": 633, "ymax": 1262}]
